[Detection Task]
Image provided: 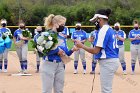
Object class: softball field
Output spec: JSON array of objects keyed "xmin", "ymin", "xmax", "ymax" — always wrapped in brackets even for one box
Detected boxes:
[{"xmin": 0, "ymin": 51, "xmax": 140, "ymax": 93}]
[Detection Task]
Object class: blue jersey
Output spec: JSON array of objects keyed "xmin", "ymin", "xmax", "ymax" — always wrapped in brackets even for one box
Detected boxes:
[
  {"xmin": 61, "ymin": 27, "xmax": 69, "ymax": 36},
  {"xmin": 128, "ymin": 29, "xmax": 140, "ymax": 44},
  {"xmin": 94, "ymin": 24, "xmax": 118, "ymax": 59},
  {"xmin": 71, "ymin": 30, "xmax": 87, "ymax": 44},
  {"xmin": 0, "ymin": 27, "xmax": 11, "ymax": 33},
  {"xmin": 33, "ymin": 33, "xmax": 41, "ymax": 43},
  {"xmin": 89, "ymin": 30, "xmax": 97, "ymax": 45},
  {"xmin": 14, "ymin": 29, "xmax": 28, "ymax": 44},
  {"xmin": 43, "ymin": 32, "xmax": 73, "ymax": 62},
  {"xmin": 115, "ymin": 30, "xmax": 126, "ymax": 45}
]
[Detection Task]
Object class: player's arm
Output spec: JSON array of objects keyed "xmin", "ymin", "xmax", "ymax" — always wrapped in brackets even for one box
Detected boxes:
[
  {"xmin": 117, "ymin": 31, "xmax": 126, "ymax": 41},
  {"xmin": 75, "ymin": 41, "xmax": 101, "ymax": 54},
  {"xmin": 19, "ymin": 34, "xmax": 30, "ymax": 40},
  {"xmin": 117, "ymin": 36, "xmax": 125, "ymax": 41},
  {"xmin": 128, "ymin": 31, "xmax": 137, "ymax": 41},
  {"xmin": 81, "ymin": 39, "xmax": 87, "ymax": 43},
  {"xmin": 88, "ymin": 36, "xmax": 94, "ymax": 42}
]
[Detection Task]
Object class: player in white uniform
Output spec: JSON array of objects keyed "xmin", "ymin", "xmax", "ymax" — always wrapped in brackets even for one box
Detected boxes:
[
  {"xmin": 114, "ymin": 22, "xmax": 127, "ymax": 75},
  {"xmin": 75, "ymin": 9, "xmax": 119, "ymax": 93}
]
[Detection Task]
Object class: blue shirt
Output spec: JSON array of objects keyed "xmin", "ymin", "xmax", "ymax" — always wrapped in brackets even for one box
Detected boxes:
[
  {"xmin": 128, "ymin": 29, "xmax": 140, "ymax": 44},
  {"xmin": 61, "ymin": 27, "xmax": 69, "ymax": 36},
  {"xmin": 115, "ymin": 30, "xmax": 126, "ymax": 45},
  {"xmin": 89, "ymin": 30, "xmax": 97, "ymax": 45},
  {"xmin": 94, "ymin": 24, "xmax": 118, "ymax": 59},
  {"xmin": 71, "ymin": 29, "xmax": 87, "ymax": 44},
  {"xmin": 0, "ymin": 27, "xmax": 11, "ymax": 33},
  {"xmin": 43, "ymin": 32, "xmax": 73, "ymax": 62},
  {"xmin": 14, "ymin": 29, "xmax": 28, "ymax": 44},
  {"xmin": 33, "ymin": 33, "xmax": 41, "ymax": 43}
]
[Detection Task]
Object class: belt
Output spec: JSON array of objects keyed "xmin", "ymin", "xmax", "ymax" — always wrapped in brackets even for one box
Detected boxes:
[
  {"xmin": 132, "ymin": 43, "xmax": 140, "ymax": 45},
  {"xmin": 48, "ymin": 60, "xmax": 61, "ymax": 63}
]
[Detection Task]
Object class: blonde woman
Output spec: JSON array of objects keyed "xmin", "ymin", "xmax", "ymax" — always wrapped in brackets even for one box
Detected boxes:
[{"xmin": 41, "ymin": 14, "xmax": 78, "ymax": 93}]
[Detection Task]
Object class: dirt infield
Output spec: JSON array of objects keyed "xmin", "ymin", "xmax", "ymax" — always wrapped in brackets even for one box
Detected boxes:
[{"xmin": 0, "ymin": 51, "xmax": 140, "ymax": 93}]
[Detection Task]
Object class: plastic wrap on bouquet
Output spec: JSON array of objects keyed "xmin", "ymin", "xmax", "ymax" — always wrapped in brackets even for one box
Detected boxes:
[
  {"xmin": 0, "ymin": 37, "xmax": 5, "ymax": 54},
  {"xmin": 4, "ymin": 36, "xmax": 12, "ymax": 49}
]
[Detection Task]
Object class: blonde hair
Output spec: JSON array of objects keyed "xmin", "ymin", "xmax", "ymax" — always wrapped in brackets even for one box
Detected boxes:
[{"xmin": 44, "ymin": 14, "xmax": 66, "ymax": 30}]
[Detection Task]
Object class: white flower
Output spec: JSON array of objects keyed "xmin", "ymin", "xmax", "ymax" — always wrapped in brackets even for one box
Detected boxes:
[
  {"xmin": 37, "ymin": 35, "xmax": 44, "ymax": 45},
  {"xmin": 37, "ymin": 45, "xmax": 44, "ymax": 53},
  {"xmin": 45, "ymin": 41, "xmax": 54, "ymax": 49},
  {"xmin": 41, "ymin": 32, "xmax": 49, "ymax": 36},
  {"xmin": 30, "ymin": 33, "xmax": 32, "ymax": 36},
  {"xmin": 48, "ymin": 36, "xmax": 53, "ymax": 40},
  {"xmin": 42, "ymin": 40, "xmax": 46, "ymax": 45}
]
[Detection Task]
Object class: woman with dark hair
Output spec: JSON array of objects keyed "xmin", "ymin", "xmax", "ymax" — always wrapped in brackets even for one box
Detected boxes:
[{"xmin": 75, "ymin": 9, "xmax": 119, "ymax": 93}]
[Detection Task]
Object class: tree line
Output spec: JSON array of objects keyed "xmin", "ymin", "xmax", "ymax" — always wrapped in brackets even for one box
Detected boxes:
[{"xmin": 0, "ymin": 0, "xmax": 140, "ymax": 34}]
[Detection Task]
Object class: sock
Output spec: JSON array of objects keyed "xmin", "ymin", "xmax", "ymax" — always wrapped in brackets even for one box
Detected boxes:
[
  {"xmin": 20, "ymin": 61, "xmax": 24, "ymax": 70},
  {"xmin": 0, "ymin": 61, "xmax": 2, "ymax": 70},
  {"xmin": 82, "ymin": 61, "xmax": 86, "ymax": 70},
  {"xmin": 74, "ymin": 61, "xmax": 78, "ymax": 70},
  {"xmin": 92, "ymin": 61, "xmax": 97, "ymax": 72},
  {"xmin": 23, "ymin": 60, "xmax": 28, "ymax": 70},
  {"xmin": 131, "ymin": 63, "xmax": 135, "ymax": 72},
  {"xmin": 121, "ymin": 62, "xmax": 126, "ymax": 71},
  {"xmin": 37, "ymin": 61, "xmax": 40, "ymax": 70},
  {"xmin": 4, "ymin": 60, "xmax": 8, "ymax": 70}
]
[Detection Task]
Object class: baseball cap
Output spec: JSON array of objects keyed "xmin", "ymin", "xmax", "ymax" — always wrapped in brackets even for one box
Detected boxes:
[
  {"xmin": 89, "ymin": 14, "xmax": 108, "ymax": 22},
  {"xmin": 75, "ymin": 23, "xmax": 81, "ymax": 26},
  {"xmin": 114, "ymin": 22, "xmax": 120, "ymax": 27}
]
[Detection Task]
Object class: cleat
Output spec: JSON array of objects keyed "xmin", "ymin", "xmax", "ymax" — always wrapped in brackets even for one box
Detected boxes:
[
  {"xmin": 90, "ymin": 71, "xmax": 95, "ymax": 74},
  {"xmin": 83, "ymin": 70, "xmax": 86, "ymax": 74}
]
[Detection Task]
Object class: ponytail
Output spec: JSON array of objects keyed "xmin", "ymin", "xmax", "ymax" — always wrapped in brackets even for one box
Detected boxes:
[{"xmin": 44, "ymin": 14, "xmax": 55, "ymax": 30}]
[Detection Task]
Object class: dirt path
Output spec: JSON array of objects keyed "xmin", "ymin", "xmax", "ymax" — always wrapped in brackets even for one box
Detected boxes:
[{"xmin": 0, "ymin": 51, "xmax": 139, "ymax": 93}]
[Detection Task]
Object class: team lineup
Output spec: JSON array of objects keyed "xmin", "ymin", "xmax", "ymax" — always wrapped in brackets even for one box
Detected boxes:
[{"xmin": 0, "ymin": 8, "xmax": 140, "ymax": 93}]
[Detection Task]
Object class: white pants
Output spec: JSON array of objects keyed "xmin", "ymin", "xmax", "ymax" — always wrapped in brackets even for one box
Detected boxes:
[
  {"xmin": 0, "ymin": 49, "xmax": 9, "ymax": 61},
  {"xmin": 40, "ymin": 61, "xmax": 65, "ymax": 93},
  {"xmin": 99, "ymin": 58, "xmax": 119, "ymax": 93},
  {"xmin": 74, "ymin": 48, "xmax": 86, "ymax": 62},
  {"xmin": 16, "ymin": 44, "xmax": 28, "ymax": 61},
  {"xmin": 118, "ymin": 45, "xmax": 125, "ymax": 63},
  {"xmin": 130, "ymin": 44, "xmax": 140, "ymax": 63}
]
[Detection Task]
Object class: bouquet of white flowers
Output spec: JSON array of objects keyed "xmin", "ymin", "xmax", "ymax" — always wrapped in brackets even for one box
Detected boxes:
[
  {"xmin": 2, "ymin": 31, "xmax": 13, "ymax": 49},
  {"xmin": 2, "ymin": 31, "xmax": 13, "ymax": 40},
  {"xmin": 31, "ymin": 31, "xmax": 58, "ymax": 57}
]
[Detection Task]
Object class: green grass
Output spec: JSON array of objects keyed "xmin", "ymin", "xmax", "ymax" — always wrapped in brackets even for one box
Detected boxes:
[{"xmin": 10, "ymin": 39, "xmax": 130, "ymax": 51}]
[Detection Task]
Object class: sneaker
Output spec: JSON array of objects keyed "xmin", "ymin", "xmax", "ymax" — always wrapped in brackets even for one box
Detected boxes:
[
  {"xmin": 83, "ymin": 70, "xmax": 86, "ymax": 74},
  {"xmin": 3, "ymin": 69, "xmax": 7, "ymax": 73},
  {"xmin": 18, "ymin": 70, "xmax": 24, "ymax": 74},
  {"xmin": 0, "ymin": 69, "xmax": 2, "ymax": 73},
  {"xmin": 131, "ymin": 71, "xmax": 135, "ymax": 75},
  {"xmin": 74, "ymin": 70, "xmax": 78, "ymax": 74},
  {"xmin": 90, "ymin": 71, "xmax": 95, "ymax": 74},
  {"xmin": 23, "ymin": 70, "xmax": 28, "ymax": 74},
  {"xmin": 123, "ymin": 70, "xmax": 127, "ymax": 75}
]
